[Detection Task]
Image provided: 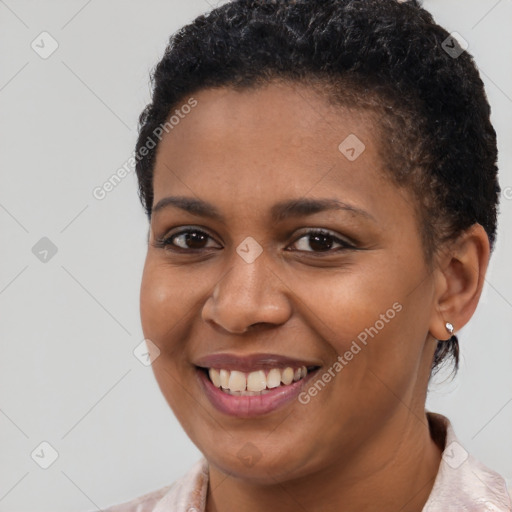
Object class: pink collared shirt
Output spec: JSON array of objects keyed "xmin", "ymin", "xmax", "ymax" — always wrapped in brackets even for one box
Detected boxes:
[{"xmin": 99, "ymin": 412, "xmax": 511, "ymax": 512}]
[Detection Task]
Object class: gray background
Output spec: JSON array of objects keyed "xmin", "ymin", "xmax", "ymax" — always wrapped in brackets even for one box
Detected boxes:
[{"xmin": 0, "ymin": 1, "xmax": 511, "ymax": 510}]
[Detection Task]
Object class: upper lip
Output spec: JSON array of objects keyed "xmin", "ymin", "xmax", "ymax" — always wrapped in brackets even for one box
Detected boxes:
[{"xmin": 194, "ymin": 352, "xmax": 322, "ymax": 372}]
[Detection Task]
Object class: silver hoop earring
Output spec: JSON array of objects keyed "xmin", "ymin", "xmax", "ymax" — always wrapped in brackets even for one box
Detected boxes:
[{"xmin": 445, "ymin": 322, "xmax": 454, "ymax": 335}]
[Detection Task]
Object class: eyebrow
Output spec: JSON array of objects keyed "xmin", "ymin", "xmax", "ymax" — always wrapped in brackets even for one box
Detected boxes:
[{"xmin": 152, "ymin": 196, "xmax": 376, "ymax": 223}]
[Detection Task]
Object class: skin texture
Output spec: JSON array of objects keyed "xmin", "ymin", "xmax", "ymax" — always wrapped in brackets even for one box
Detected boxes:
[{"xmin": 139, "ymin": 81, "xmax": 490, "ymax": 512}]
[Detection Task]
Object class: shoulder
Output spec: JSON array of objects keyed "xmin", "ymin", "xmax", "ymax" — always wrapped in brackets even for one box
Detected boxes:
[
  {"xmin": 100, "ymin": 484, "xmax": 175, "ymax": 512},
  {"xmin": 94, "ymin": 457, "xmax": 209, "ymax": 512},
  {"xmin": 424, "ymin": 412, "xmax": 512, "ymax": 511}
]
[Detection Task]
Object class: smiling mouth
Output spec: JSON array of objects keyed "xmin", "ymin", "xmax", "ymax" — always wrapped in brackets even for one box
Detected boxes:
[{"xmin": 197, "ymin": 365, "xmax": 321, "ymax": 396}]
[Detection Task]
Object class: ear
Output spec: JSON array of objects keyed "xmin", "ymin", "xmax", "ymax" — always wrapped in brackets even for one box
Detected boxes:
[{"xmin": 429, "ymin": 224, "xmax": 490, "ymax": 341}]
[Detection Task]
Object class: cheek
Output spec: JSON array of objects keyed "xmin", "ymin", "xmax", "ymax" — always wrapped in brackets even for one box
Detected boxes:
[
  {"xmin": 290, "ymin": 264, "xmax": 403, "ymax": 344},
  {"xmin": 139, "ymin": 259, "xmax": 200, "ymax": 418},
  {"xmin": 139, "ymin": 257, "xmax": 223, "ymax": 361},
  {"xmin": 139, "ymin": 259, "xmax": 192, "ymax": 349},
  {"xmin": 290, "ymin": 261, "xmax": 424, "ymax": 389}
]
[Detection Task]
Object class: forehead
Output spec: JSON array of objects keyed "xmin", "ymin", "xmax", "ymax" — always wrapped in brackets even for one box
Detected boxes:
[
  {"xmin": 152, "ymin": 82, "xmax": 406, "ymax": 222},
  {"xmin": 155, "ymin": 81, "xmax": 380, "ymax": 162}
]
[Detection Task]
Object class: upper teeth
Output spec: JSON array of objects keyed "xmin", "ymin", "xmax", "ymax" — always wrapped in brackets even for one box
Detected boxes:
[{"xmin": 208, "ymin": 366, "xmax": 308, "ymax": 393}]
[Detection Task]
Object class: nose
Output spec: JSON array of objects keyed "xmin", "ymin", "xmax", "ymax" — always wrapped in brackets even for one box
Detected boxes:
[{"xmin": 201, "ymin": 253, "xmax": 293, "ymax": 334}]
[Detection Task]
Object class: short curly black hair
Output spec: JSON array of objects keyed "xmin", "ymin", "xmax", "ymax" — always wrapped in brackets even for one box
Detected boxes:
[{"xmin": 134, "ymin": 0, "xmax": 500, "ymax": 375}]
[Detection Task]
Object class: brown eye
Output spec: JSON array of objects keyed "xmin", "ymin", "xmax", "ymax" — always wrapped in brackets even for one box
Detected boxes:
[
  {"xmin": 175, "ymin": 231, "xmax": 210, "ymax": 249},
  {"xmin": 290, "ymin": 229, "xmax": 354, "ymax": 254},
  {"xmin": 157, "ymin": 228, "xmax": 220, "ymax": 251}
]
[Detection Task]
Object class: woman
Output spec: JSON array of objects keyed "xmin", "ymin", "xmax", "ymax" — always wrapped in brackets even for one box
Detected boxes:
[{"xmin": 104, "ymin": 0, "xmax": 511, "ymax": 510}]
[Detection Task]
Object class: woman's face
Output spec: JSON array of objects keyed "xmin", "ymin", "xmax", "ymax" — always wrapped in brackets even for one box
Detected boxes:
[{"xmin": 140, "ymin": 82, "xmax": 439, "ymax": 482}]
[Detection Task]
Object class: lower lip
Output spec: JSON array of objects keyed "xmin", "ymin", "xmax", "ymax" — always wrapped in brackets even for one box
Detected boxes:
[{"xmin": 196, "ymin": 367, "xmax": 320, "ymax": 418}]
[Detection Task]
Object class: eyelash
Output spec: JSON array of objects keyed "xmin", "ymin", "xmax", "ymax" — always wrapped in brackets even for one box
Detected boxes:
[{"xmin": 153, "ymin": 226, "xmax": 356, "ymax": 255}]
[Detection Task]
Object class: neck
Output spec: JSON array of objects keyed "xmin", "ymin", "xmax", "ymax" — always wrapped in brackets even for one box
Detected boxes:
[{"xmin": 206, "ymin": 410, "xmax": 443, "ymax": 512}]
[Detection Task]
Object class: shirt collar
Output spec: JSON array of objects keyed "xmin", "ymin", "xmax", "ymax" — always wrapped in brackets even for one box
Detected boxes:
[{"xmin": 423, "ymin": 411, "xmax": 511, "ymax": 511}]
